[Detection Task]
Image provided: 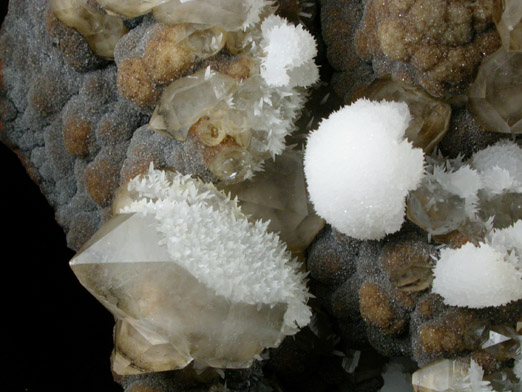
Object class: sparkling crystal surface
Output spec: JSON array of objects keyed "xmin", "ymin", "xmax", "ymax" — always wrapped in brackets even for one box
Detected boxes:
[
  {"xmin": 220, "ymin": 150, "xmax": 325, "ymax": 255},
  {"xmin": 362, "ymin": 78, "xmax": 451, "ymax": 153},
  {"xmin": 468, "ymin": 48, "xmax": 522, "ymax": 134},
  {"xmin": 49, "ymin": 0, "xmax": 128, "ymax": 59},
  {"xmin": 495, "ymin": 0, "xmax": 522, "ymax": 52},
  {"xmin": 149, "ymin": 68, "xmax": 237, "ymax": 140},
  {"xmin": 70, "ymin": 212, "xmax": 288, "ymax": 375},
  {"xmin": 152, "ymin": 0, "xmax": 257, "ymax": 31},
  {"xmin": 412, "ymin": 359, "xmax": 470, "ymax": 392}
]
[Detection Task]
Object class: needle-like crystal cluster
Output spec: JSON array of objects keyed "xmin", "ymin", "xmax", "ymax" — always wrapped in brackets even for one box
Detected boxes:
[{"xmin": 70, "ymin": 165, "xmax": 311, "ymax": 374}]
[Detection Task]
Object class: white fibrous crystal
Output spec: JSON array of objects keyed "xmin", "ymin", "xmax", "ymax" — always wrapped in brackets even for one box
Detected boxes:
[
  {"xmin": 408, "ymin": 140, "xmax": 522, "ymax": 235},
  {"xmin": 432, "ymin": 238, "xmax": 522, "ymax": 308},
  {"xmin": 407, "ymin": 156, "xmax": 482, "ymax": 235},
  {"xmin": 471, "ymin": 140, "xmax": 522, "ymax": 196},
  {"xmin": 304, "ymin": 99, "xmax": 425, "ymax": 240},
  {"xmin": 70, "ymin": 165, "xmax": 311, "ymax": 374},
  {"xmin": 468, "ymin": 360, "xmax": 494, "ymax": 392},
  {"xmin": 152, "ymin": 0, "xmax": 271, "ymax": 31},
  {"xmin": 148, "ymin": 9, "xmax": 319, "ymax": 183},
  {"xmin": 260, "ymin": 15, "xmax": 319, "ymax": 88}
]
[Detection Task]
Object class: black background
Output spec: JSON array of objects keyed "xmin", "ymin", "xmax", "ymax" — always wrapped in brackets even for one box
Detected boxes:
[{"xmin": 1, "ymin": 3, "xmax": 122, "ymax": 391}]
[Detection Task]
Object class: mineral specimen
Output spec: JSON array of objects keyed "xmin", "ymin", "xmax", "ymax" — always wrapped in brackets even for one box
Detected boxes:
[
  {"xmin": 431, "ymin": 240, "xmax": 522, "ymax": 308},
  {"xmin": 304, "ymin": 99, "xmax": 425, "ymax": 240},
  {"xmin": 494, "ymin": 0, "xmax": 522, "ymax": 52},
  {"xmin": 70, "ymin": 165, "xmax": 311, "ymax": 374},
  {"xmin": 49, "ymin": 0, "xmax": 128, "ymax": 59},
  {"xmin": 411, "ymin": 359, "xmax": 470, "ymax": 392},
  {"xmin": 360, "ymin": 78, "xmax": 451, "ymax": 153},
  {"xmin": 468, "ymin": 48, "xmax": 522, "ymax": 134},
  {"xmin": 220, "ymin": 149, "xmax": 325, "ymax": 257}
]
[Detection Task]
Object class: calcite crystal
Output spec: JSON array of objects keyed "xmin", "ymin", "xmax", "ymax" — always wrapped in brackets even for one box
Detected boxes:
[
  {"xmin": 70, "ymin": 166, "xmax": 311, "ymax": 375},
  {"xmin": 412, "ymin": 359, "xmax": 470, "ymax": 392},
  {"xmin": 468, "ymin": 48, "xmax": 522, "ymax": 134},
  {"xmin": 49, "ymin": 0, "xmax": 128, "ymax": 59},
  {"xmin": 220, "ymin": 149, "xmax": 325, "ymax": 256},
  {"xmin": 494, "ymin": 0, "xmax": 522, "ymax": 52},
  {"xmin": 152, "ymin": 0, "xmax": 269, "ymax": 31}
]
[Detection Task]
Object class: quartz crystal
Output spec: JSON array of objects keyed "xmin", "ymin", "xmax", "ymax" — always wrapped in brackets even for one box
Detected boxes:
[
  {"xmin": 362, "ymin": 78, "xmax": 451, "ymax": 153},
  {"xmin": 71, "ymin": 167, "xmax": 311, "ymax": 375},
  {"xmin": 152, "ymin": 0, "xmax": 266, "ymax": 31},
  {"xmin": 481, "ymin": 325, "xmax": 521, "ymax": 362},
  {"xmin": 220, "ymin": 150, "xmax": 325, "ymax": 256},
  {"xmin": 494, "ymin": 0, "xmax": 522, "ymax": 52},
  {"xmin": 96, "ymin": 0, "xmax": 170, "ymax": 18},
  {"xmin": 411, "ymin": 359, "xmax": 470, "ymax": 392},
  {"xmin": 49, "ymin": 0, "xmax": 128, "ymax": 59},
  {"xmin": 468, "ymin": 48, "xmax": 522, "ymax": 134}
]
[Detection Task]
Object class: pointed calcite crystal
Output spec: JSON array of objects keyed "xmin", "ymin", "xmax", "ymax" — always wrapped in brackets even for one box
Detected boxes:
[{"xmin": 70, "ymin": 165, "xmax": 311, "ymax": 375}]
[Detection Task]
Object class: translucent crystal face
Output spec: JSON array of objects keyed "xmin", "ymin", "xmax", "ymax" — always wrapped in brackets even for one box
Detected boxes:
[
  {"xmin": 49, "ymin": 0, "xmax": 128, "ymax": 59},
  {"xmin": 468, "ymin": 48, "xmax": 522, "ymax": 134},
  {"xmin": 152, "ymin": 0, "xmax": 264, "ymax": 31},
  {"xmin": 70, "ymin": 167, "xmax": 312, "ymax": 374},
  {"xmin": 412, "ymin": 359, "xmax": 470, "ymax": 392},
  {"xmin": 70, "ymin": 213, "xmax": 287, "ymax": 374},
  {"xmin": 494, "ymin": 0, "xmax": 522, "ymax": 52},
  {"xmin": 96, "ymin": 0, "xmax": 171, "ymax": 18}
]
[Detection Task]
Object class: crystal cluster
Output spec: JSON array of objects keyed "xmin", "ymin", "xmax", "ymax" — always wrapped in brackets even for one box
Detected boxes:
[
  {"xmin": 70, "ymin": 165, "xmax": 311, "ymax": 375},
  {"xmin": 148, "ymin": 12, "xmax": 319, "ymax": 183},
  {"xmin": 407, "ymin": 140, "xmax": 522, "ymax": 237},
  {"xmin": 49, "ymin": 0, "xmax": 128, "ymax": 59},
  {"xmin": 219, "ymin": 149, "xmax": 325, "ymax": 257}
]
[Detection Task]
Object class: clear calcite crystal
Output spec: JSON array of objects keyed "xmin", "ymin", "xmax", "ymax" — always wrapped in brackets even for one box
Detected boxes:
[
  {"xmin": 149, "ymin": 68, "xmax": 237, "ymax": 140},
  {"xmin": 152, "ymin": 0, "xmax": 268, "ymax": 31},
  {"xmin": 468, "ymin": 48, "xmax": 522, "ymax": 134},
  {"xmin": 362, "ymin": 78, "xmax": 452, "ymax": 153},
  {"xmin": 49, "ymin": 0, "xmax": 128, "ymax": 59},
  {"xmin": 407, "ymin": 179, "xmax": 468, "ymax": 236},
  {"xmin": 71, "ymin": 214, "xmax": 287, "ymax": 374},
  {"xmin": 412, "ymin": 359, "xmax": 470, "ymax": 392},
  {"xmin": 494, "ymin": 0, "xmax": 522, "ymax": 52},
  {"xmin": 71, "ymin": 166, "xmax": 311, "ymax": 374},
  {"xmin": 481, "ymin": 325, "xmax": 521, "ymax": 362},
  {"xmin": 220, "ymin": 150, "xmax": 325, "ymax": 256},
  {"xmin": 96, "ymin": 0, "xmax": 170, "ymax": 18}
]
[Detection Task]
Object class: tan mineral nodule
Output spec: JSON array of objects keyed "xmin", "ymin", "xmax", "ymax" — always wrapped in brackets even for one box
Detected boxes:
[
  {"xmin": 494, "ymin": 0, "xmax": 522, "ymax": 52},
  {"xmin": 412, "ymin": 359, "xmax": 470, "ymax": 392},
  {"xmin": 49, "ymin": 0, "xmax": 128, "ymax": 59},
  {"xmin": 70, "ymin": 213, "xmax": 288, "ymax": 375},
  {"xmin": 468, "ymin": 47, "xmax": 522, "ymax": 134},
  {"xmin": 361, "ymin": 78, "xmax": 451, "ymax": 153}
]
